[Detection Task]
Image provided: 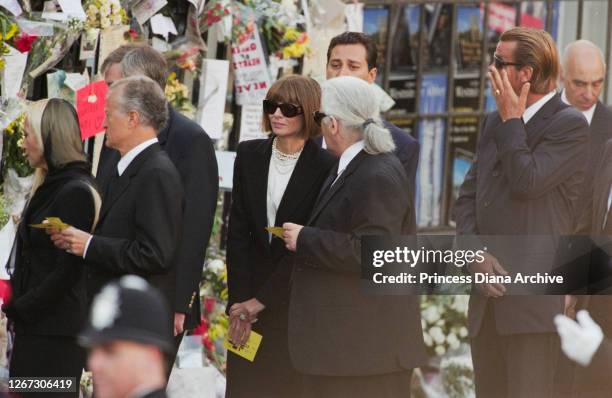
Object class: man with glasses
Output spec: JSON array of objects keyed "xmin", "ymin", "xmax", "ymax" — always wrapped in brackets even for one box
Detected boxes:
[{"xmin": 454, "ymin": 27, "xmax": 589, "ymax": 397}]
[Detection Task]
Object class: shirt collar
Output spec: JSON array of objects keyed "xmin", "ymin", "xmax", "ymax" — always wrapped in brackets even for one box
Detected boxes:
[
  {"xmin": 561, "ymin": 89, "xmax": 596, "ymax": 125},
  {"xmin": 117, "ymin": 137, "xmax": 158, "ymax": 176},
  {"xmin": 338, "ymin": 140, "xmax": 365, "ymax": 175},
  {"xmin": 522, "ymin": 90, "xmax": 557, "ymax": 124}
]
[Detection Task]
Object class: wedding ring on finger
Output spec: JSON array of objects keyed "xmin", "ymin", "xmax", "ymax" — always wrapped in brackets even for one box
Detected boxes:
[
  {"xmin": 239, "ymin": 313, "xmax": 247, "ymax": 322},
  {"xmin": 495, "ymin": 89, "xmax": 501, "ymax": 96}
]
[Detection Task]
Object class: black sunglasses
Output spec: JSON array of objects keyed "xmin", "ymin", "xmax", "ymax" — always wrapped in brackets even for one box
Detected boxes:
[
  {"xmin": 313, "ymin": 111, "xmax": 328, "ymax": 127},
  {"xmin": 493, "ymin": 53, "xmax": 521, "ymax": 70},
  {"xmin": 263, "ymin": 100, "xmax": 303, "ymax": 118}
]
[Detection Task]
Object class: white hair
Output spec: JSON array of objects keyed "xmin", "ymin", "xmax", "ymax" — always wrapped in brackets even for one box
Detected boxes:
[{"xmin": 321, "ymin": 76, "xmax": 395, "ymax": 155}]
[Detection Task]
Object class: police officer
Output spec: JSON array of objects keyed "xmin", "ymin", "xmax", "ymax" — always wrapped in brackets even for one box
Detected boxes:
[{"xmin": 79, "ymin": 276, "xmax": 172, "ymax": 398}]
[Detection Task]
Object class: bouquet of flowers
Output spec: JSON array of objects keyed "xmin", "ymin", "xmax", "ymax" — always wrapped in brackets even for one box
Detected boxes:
[
  {"xmin": 164, "ymin": 72, "xmax": 196, "ymax": 118},
  {"xmin": 0, "ymin": 11, "xmax": 19, "ymax": 70},
  {"xmin": 2, "ymin": 113, "xmax": 32, "ymax": 178},
  {"xmin": 279, "ymin": 26, "xmax": 308, "ymax": 59},
  {"xmin": 421, "ymin": 295, "xmax": 469, "ymax": 357},
  {"xmin": 85, "ymin": 0, "xmax": 128, "ymax": 29}
]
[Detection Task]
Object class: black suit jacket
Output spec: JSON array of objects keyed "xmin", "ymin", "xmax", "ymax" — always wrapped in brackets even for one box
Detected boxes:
[
  {"xmin": 86, "ymin": 143, "xmax": 184, "ymax": 312},
  {"xmin": 97, "ymin": 107, "xmax": 218, "ymax": 329},
  {"xmin": 288, "ymin": 150, "xmax": 427, "ymax": 376},
  {"xmin": 315, "ymin": 120, "xmax": 420, "ymax": 228},
  {"xmin": 454, "ymin": 93, "xmax": 589, "ymax": 336},
  {"xmin": 227, "ymin": 138, "xmax": 336, "ymax": 316},
  {"xmin": 5, "ymin": 163, "xmax": 97, "ymax": 336}
]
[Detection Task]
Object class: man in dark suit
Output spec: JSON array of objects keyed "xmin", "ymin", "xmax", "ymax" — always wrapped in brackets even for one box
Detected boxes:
[
  {"xmin": 282, "ymin": 76, "xmax": 426, "ymax": 397},
  {"xmin": 97, "ymin": 45, "xmax": 219, "ymax": 344},
  {"xmin": 454, "ymin": 27, "xmax": 589, "ymax": 397},
  {"xmin": 80, "ymin": 275, "xmax": 172, "ymax": 398},
  {"xmin": 51, "ymin": 76, "xmax": 184, "ymax": 337},
  {"xmin": 321, "ymin": 31, "xmax": 420, "ymax": 229},
  {"xmin": 562, "ymin": 40, "xmax": 612, "ymax": 234}
]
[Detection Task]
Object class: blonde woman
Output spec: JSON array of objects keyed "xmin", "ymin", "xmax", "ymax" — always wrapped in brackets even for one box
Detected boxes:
[{"xmin": 3, "ymin": 98, "xmax": 100, "ymax": 396}]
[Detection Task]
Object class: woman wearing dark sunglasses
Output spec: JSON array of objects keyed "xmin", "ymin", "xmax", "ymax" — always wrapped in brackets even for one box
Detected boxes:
[{"xmin": 225, "ymin": 75, "xmax": 336, "ymax": 397}]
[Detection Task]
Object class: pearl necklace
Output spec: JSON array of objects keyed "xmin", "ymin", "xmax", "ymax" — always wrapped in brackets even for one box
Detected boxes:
[{"xmin": 271, "ymin": 138, "xmax": 303, "ymax": 174}]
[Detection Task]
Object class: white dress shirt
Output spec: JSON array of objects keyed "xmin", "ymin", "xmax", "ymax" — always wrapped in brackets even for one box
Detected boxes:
[
  {"xmin": 83, "ymin": 138, "xmax": 159, "ymax": 258},
  {"xmin": 522, "ymin": 90, "xmax": 557, "ymax": 124},
  {"xmin": 561, "ymin": 89, "xmax": 596, "ymax": 126},
  {"xmin": 266, "ymin": 154, "xmax": 299, "ymax": 240},
  {"xmin": 334, "ymin": 140, "xmax": 365, "ymax": 184}
]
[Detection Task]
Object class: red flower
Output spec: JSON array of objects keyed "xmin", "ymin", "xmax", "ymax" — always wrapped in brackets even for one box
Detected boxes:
[
  {"xmin": 203, "ymin": 332, "xmax": 213, "ymax": 351},
  {"xmin": 191, "ymin": 316, "xmax": 208, "ymax": 335},
  {"xmin": 128, "ymin": 29, "xmax": 138, "ymax": 40},
  {"xmin": 204, "ymin": 297, "xmax": 216, "ymax": 314},
  {"xmin": 13, "ymin": 33, "xmax": 37, "ymax": 53},
  {"xmin": 0, "ymin": 280, "xmax": 11, "ymax": 304}
]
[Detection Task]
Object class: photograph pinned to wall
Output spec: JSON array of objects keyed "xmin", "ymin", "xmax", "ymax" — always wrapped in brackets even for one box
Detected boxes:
[
  {"xmin": 390, "ymin": 4, "xmax": 420, "ymax": 73},
  {"xmin": 79, "ymin": 28, "xmax": 100, "ymax": 60},
  {"xmin": 197, "ymin": 59, "xmax": 229, "ymax": 140}
]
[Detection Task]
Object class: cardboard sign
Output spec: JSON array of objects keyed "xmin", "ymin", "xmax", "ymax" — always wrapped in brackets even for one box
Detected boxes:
[
  {"xmin": 231, "ymin": 30, "xmax": 271, "ymax": 106},
  {"xmin": 76, "ymin": 81, "xmax": 108, "ymax": 140}
]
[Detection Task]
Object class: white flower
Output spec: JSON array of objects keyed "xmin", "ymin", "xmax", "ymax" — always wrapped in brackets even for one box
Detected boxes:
[
  {"xmin": 87, "ymin": 4, "xmax": 99, "ymax": 14},
  {"xmin": 100, "ymin": 16, "xmax": 111, "ymax": 28},
  {"xmin": 447, "ymin": 332, "xmax": 460, "ymax": 350},
  {"xmin": 459, "ymin": 326, "xmax": 468, "ymax": 338},
  {"xmin": 435, "ymin": 345, "xmax": 446, "ymax": 356},
  {"xmin": 422, "ymin": 305, "xmax": 441, "ymax": 324},
  {"xmin": 208, "ymin": 259, "xmax": 225, "ymax": 274},
  {"xmin": 451, "ymin": 295, "xmax": 469, "ymax": 314},
  {"xmin": 423, "ymin": 332, "xmax": 433, "ymax": 347},
  {"xmin": 100, "ymin": 4, "xmax": 111, "ymax": 17},
  {"xmin": 429, "ymin": 326, "xmax": 446, "ymax": 345},
  {"xmin": 112, "ymin": 14, "xmax": 122, "ymax": 25},
  {"xmin": 110, "ymin": 0, "xmax": 120, "ymax": 9}
]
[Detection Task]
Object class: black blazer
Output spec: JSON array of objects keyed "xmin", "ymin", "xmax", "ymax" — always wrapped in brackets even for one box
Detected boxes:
[
  {"xmin": 5, "ymin": 162, "xmax": 97, "ymax": 336},
  {"xmin": 288, "ymin": 150, "xmax": 427, "ymax": 376},
  {"xmin": 314, "ymin": 119, "xmax": 420, "ymax": 228},
  {"xmin": 97, "ymin": 107, "xmax": 218, "ymax": 329},
  {"xmin": 227, "ymin": 138, "xmax": 335, "ymax": 314},
  {"xmin": 86, "ymin": 143, "xmax": 184, "ymax": 312},
  {"xmin": 454, "ymin": 93, "xmax": 589, "ymax": 336}
]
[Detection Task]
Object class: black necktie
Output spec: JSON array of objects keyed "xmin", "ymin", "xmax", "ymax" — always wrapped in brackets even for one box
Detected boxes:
[{"xmin": 313, "ymin": 162, "xmax": 339, "ymax": 209}]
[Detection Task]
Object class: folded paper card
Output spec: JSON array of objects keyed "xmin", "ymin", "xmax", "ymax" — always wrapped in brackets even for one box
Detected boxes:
[
  {"xmin": 30, "ymin": 217, "xmax": 70, "ymax": 231},
  {"xmin": 265, "ymin": 226, "xmax": 284, "ymax": 239},
  {"xmin": 224, "ymin": 331, "xmax": 262, "ymax": 362}
]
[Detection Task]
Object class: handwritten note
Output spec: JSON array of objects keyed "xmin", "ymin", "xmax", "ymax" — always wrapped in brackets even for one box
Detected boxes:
[{"xmin": 76, "ymin": 81, "xmax": 108, "ymax": 140}]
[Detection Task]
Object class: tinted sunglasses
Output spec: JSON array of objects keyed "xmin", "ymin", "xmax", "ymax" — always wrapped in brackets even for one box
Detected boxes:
[
  {"xmin": 313, "ymin": 111, "xmax": 328, "ymax": 127},
  {"xmin": 263, "ymin": 100, "xmax": 303, "ymax": 118},
  {"xmin": 493, "ymin": 53, "xmax": 521, "ymax": 70}
]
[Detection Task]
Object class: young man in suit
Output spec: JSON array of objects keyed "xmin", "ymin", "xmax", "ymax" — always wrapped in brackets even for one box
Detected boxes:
[
  {"xmin": 281, "ymin": 76, "xmax": 426, "ymax": 397},
  {"xmin": 454, "ymin": 27, "xmax": 589, "ymax": 397},
  {"xmin": 323, "ymin": 32, "xmax": 420, "ymax": 229},
  {"xmin": 98, "ymin": 45, "xmax": 219, "ymax": 354},
  {"xmin": 50, "ymin": 76, "xmax": 184, "ymax": 340},
  {"xmin": 80, "ymin": 275, "xmax": 172, "ymax": 398}
]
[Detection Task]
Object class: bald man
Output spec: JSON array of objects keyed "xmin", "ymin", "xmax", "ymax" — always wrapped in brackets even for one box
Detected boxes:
[{"xmin": 562, "ymin": 40, "xmax": 612, "ymax": 233}]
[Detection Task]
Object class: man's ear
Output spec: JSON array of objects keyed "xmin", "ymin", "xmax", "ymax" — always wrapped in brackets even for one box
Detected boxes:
[
  {"xmin": 367, "ymin": 67, "xmax": 377, "ymax": 84},
  {"xmin": 521, "ymin": 65, "xmax": 534, "ymax": 85},
  {"xmin": 127, "ymin": 110, "xmax": 139, "ymax": 129}
]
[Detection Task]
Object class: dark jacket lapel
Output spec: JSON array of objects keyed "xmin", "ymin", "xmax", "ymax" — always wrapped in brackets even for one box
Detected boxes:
[
  {"xmin": 274, "ymin": 140, "xmax": 323, "ymax": 227},
  {"xmin": 245, "ymin": 138, "xmax": 273, "ymax": 248},
  {"xmin": 307, "ymin": 150, "xmax": 367, "ymax": 225},
  {"xmin": 524, "ymin": 92, "xmax": 564, "ymax": 145},
  {"xmin": 99, "ymin": 143, "xmax": 161, "ymax": 221}
]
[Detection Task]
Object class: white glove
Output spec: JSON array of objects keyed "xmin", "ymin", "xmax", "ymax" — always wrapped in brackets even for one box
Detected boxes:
[{"xmin": 554, "ymin": 310, "xmax": 604, "ymax": 366}]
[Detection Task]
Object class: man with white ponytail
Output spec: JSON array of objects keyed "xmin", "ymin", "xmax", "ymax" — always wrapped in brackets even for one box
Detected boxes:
[{"xmin": 282, "ymin": 76, "xmax": 426, "ymax": 397}]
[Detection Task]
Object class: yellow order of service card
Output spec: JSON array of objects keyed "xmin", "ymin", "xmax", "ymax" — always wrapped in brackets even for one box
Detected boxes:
[
  {"xmin": 30, "ymin": 217, "xmax": 70, "ymax": 231},
  {"xmin": 265, "ymin": 226, "xmax": 284, "ymax": 239},
  {"xmin": 224, "ymin": 331, "xmax": 263, "ymax": 362}
]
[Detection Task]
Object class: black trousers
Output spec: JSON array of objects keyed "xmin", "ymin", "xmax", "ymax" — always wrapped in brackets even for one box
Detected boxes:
[
  {"xmin": 10, "ymin": 334, "xmax": 85, "ymax": 398},
  {"xmin": 301, "ymin": 370, "xmax": 413, "ymax": 398},
  {"xmin": 471, "ymin": 303, "xmax": 559, "ymax": 398}
]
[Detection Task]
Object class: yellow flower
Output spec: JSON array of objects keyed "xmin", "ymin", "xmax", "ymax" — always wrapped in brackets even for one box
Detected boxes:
[
  {"xmin": 283, "ymin": 27, "xmax": 300, "ymax": 42},
  {"xmin": 5, "ymin": 24, "xmax": 18, "ymax": 41},
  {"xmin": 0, "ymin": 58, "xmax": 5, "ymax": 70}
]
